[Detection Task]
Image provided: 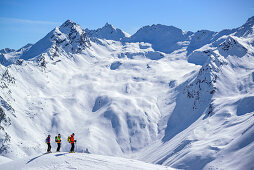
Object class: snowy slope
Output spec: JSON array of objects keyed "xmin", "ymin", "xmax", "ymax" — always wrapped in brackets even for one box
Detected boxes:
[
  {"xmin": 0, "ymin": 16, "xmax": 254, "ymax": 170},
  {"xmin": 133, "ymin": 23, "xmax": 254, "ymax": 170},
  {"xmin": 0, "ymin": 152, "xmax": 173, "ymax": 170},
  {"xmin": 0, "ymin": 155, "xmax": 12, "ymax": 165},
  {"xmin": 0, "ymin": 20, "xmax": 200, "ymax": 159}
]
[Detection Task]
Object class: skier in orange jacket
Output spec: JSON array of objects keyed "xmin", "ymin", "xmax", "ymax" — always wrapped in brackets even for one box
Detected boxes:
[{"xmin": 69, "ymin": 133, "xmax": 76, "ymax": 153}]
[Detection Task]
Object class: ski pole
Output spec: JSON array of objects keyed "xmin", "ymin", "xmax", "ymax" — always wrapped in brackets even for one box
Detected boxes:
[{"xmin": 76, "ymin": 140, "xmax": 78, "ymax": 153}]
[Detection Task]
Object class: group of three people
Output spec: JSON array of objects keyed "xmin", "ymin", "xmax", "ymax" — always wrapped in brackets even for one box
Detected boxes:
[{"xmin": 45, "ymin": 133, "xmax": 76, "ymax": 153}]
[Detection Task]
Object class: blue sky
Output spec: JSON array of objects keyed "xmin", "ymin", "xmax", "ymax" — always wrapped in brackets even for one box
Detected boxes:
[{"xmin": 0, "ymin": 0, "xmax": 253, "ymax": 49}]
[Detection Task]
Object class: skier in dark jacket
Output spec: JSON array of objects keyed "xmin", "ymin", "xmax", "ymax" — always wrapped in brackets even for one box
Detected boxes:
[
  {"xmin": 70, "ymin": 133, "xmax": 76, "ymax": 153},
  {"xmin": 46, "ymin": 135, "xmax": 51, "ymax": 153},
  {"xmin": 55, "ymin": 134, "xmax": 61, "ymax": 152}
]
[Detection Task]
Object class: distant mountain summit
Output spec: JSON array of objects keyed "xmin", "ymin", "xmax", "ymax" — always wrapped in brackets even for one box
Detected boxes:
[
  {"xmin": 234, "ymin": 16, "xmax": 254, "ymax": 37},
  {"xmin": 0, "ymin": 48, "xmax": 15, "ymax": 54},
  {"xmin": 126, "ymin": 24, "xmax": 193, "ymax": 53},
  {"xmin": 85, "ymin": 23, "xmax": 130, "ymax": 41},
  {"xmin": 187, "ymin": 30, "xmax": 215, "ymax": 55}
]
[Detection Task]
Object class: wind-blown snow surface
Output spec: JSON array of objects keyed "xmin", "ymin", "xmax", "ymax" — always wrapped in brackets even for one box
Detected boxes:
[
  {"xmin": 1, "ymin": 16, "xmax": 254, "ymax": 170},
  {"xmin": 0, "ymin": 152, "xmax": 173, "ymax": 170}
]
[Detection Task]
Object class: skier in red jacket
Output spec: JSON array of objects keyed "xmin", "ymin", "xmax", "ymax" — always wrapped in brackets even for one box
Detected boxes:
[{"xmin": 70, "ymin": 133, "xmax": 76, "ymax": 153}]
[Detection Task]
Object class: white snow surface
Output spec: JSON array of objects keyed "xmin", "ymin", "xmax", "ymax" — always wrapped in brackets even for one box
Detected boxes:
[
  {"xmin": 0, "ymin": 152, "xmax": 173, "ymax": 170},
  {"xmin": 0, "ymin": 16, "xmax": 254, "ymax": 170},
  {"xmin": 0, "ymin": 155, "xmax": 12, "ymax": 164}
]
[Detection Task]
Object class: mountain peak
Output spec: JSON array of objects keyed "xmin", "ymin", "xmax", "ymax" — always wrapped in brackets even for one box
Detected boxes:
[
  {"xmin": 102, "ymin": 22, "xmax": 117, "ymax": 31},
  {"xmin": 0, "ymin": 48, "xmax": 15, "ymax": 54},
  {"xmin": 58, "ymin": 19, "xmax": 84, "ymax": 35},
  {"xmin": 139, "ymin": 24, "xmax": 183, "ymax": 33},
  {"xmin": 49, "ymin": 20, "xmax": 91, "ymax": 53},
  {"xmin": 127, "ymin": 24, "xmax": 190, "ymax": 53},
  {"xmin": 104, "ymin": 22, "xmax": 114, "ymax": 28},
  {"xmin": 20, "ymin": 20, "xmax": 90, "ymax": 60},
  {"xmin": 218, "ymin": 36, "xmax": 247, "ymax": 57},
  {"xmin": 234, "ymin": 16, "xmax": 254, "ymax": 37},
  {"xmin": 246, "ymin": 16, "xmax": 254, "ymax": 25},
  {"xmin": 61, "ymin": 19, "xmax": 76, "ymax": 27},
  {"xmin": 85, "ymin": 23, "xmax": 129, "ymax": 41},
  {"xmin": 16, "ymin": 43, "xmax": 33, "ymax": 53}
]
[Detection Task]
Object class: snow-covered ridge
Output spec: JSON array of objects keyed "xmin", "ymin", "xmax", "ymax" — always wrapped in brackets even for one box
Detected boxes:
[
  {"xmin": 16, "ymin": 43, "xmax": 33, "ymax": 53},
  {"xmin": 187, "ymin": 35, "xmax": 249, "ymax": 66}
]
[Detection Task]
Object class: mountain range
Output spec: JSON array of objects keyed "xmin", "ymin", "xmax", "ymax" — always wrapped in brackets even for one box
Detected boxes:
[{"xmin": 0, "ymin": 16, "xmax": 254, "ymax": 170}]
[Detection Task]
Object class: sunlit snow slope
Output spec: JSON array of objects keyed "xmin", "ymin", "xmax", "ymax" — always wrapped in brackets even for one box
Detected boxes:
[
  {"xmin": 0, "ymin": 16, "xmax": 254, "ymax": 170},
  {"xmin": 0, "ymin": 152, "xmax": 173, "ymax": 170}
]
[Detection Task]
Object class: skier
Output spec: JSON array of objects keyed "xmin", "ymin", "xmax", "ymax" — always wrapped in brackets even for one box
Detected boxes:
[
  {"xmin": 45, "ymin": 135, "xmax": 51, "ymax": 153},
  {"xmin": 55, "ymin": 134, "xmax": 61, "ymax": 152},
  {"xmin": 69, "ymin": 133, "xmax": 76, "ymax": 153}
]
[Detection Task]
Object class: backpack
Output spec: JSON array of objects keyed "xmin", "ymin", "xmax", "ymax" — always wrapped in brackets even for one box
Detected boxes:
[
  {"xmin": 45, "ymin": 137, "xmax": 49, "ymax": 143},
  {"xmin": 55, "ymin": 136, "xmax": 57, "ymax": 142},
  {"xmin": 67, "ymin": 136, "xmax": 71, "ymax": 143}
]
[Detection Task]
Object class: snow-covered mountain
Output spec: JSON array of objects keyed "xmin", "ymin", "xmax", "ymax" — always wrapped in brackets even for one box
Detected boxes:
[
  {"xmin": 0, "ymin": 48, "xmax": 16, "ymax": 66},
  {"xmin": 0, "ymin": 16, "xmax": 254, "ymax": 170},
  {"xmin": 20, "ymin": 19, "xmax": 90, "ymax": 61},
  {"xmin": 0, "ymin": 48, "xmax": 15, "ymax": 54},
  {"xmin": 187, "ymin": 30, "xmax": 215, "ymax": 55},
  {"xmin": 133, "ymin": 19, "xmax": 254, "ymax": 170},
  {"xmin": 125, "ymin": 24, "xmax": 193, "ymax": 54},
  {"xmin": 85, "ymin": 23, "xmax": 130, "ymax": 41}
]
